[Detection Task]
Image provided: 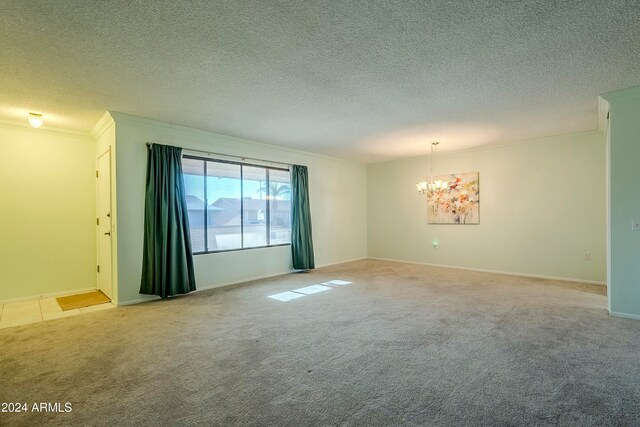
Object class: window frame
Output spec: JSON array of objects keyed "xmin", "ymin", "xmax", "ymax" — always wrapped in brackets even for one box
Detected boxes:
[{"xmin": 182, "ymin": 154, "xmax": 292, "ymax": 255}]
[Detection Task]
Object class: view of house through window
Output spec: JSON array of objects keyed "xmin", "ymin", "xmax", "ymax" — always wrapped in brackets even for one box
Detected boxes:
[{"xmin": 182, "ymin": 156, "xmax": 291, "ymax": 253}]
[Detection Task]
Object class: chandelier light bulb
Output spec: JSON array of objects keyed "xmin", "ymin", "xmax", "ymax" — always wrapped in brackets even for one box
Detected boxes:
[{"xmin": 28, "ymin": 113, "xmax": 43, "ymax": 128}]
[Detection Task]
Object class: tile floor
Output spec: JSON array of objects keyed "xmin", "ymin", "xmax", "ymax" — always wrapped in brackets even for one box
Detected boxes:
[{"xmin": 0, "ymin": 297, "xmax": 114, "ymax": 329}]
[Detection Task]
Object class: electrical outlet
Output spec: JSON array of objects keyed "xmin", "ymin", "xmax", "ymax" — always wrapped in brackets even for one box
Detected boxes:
[{"xmin": 584, "ymin": 252, "xmax": 592, "ymax": 261}]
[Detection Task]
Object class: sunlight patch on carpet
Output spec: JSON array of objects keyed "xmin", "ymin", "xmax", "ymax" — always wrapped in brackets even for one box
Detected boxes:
[
  {"xmin": 268, "ymin": 279, "xmax": 353, "ymax": 302},
  {"xmin": 268, "ymin": 291, "xmax": 307, "ymax": 302},
  {"xmin": 292, "ymin": 284, "xmax": 332, "ymax": 295},
  {"xmin": 323, "ymin": 280, "xmax": 352, "ymax": 286}
]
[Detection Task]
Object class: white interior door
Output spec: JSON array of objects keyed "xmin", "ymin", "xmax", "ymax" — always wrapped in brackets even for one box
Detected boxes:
[{"xmin": 97, "ymin": 149, "xmax": 113, "ymax": 299}]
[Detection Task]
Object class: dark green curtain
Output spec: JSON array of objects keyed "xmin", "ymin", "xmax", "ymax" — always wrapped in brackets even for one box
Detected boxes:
[
  {"xmin": 291, "ymin": 165, "xmax": 315, "ymax": 270},
  {"xmin": 140, "ymin": 144, "xmax": 196, "ymax": 298}
]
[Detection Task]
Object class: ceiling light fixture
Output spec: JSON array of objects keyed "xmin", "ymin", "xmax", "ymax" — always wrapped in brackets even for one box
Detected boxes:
[
  {"xmin": 416, "ymin": 142, "xmax": 448, "ymax": 195},
  {"xmin": 28, "ymin": 112, "xmax": 43, "ymax": 128}
]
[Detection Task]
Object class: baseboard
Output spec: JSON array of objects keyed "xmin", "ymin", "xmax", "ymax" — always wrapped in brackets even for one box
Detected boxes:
[
  {"xmin": 196, "ymin": 271, "xmax": 293, "ymax": 293},
  {"xmin": 367, "ymin": 257, "xmax": 607, "ymax": 286},
  {"xmin": 115, "ymin": 296, "xmax": 160, "ymax": 307},
  {"xmin": 316, "ymin": 256, "xmax": 368, "ymax": 269},
  {"xmin": 115, "ymin": 257, "xmax": 369, "ymax": 306},
  {"xmin": 193, "ymin": 256, "xmax": 367, "ymax": 293},
  {"xmin": 0, "ymin": 287, "xmax": 97, "ymax": 305},
  {"xmin": 609, "ymin": 311, "xmax": 640, "ymax": 321},
  {"xmin": 115, "ymin": 272, "xmax": 296, "ymax": 306}
]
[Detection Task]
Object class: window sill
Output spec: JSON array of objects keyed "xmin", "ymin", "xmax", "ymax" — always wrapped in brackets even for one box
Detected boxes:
[{"xmin": 193, "ymin": 243, "xmax": 291, "ymax": 255}]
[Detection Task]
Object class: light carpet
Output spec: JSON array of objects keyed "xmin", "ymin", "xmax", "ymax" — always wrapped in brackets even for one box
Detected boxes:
[{"xmin": 2, "ymin": 259, "xmax": 639, "ymax": 426}]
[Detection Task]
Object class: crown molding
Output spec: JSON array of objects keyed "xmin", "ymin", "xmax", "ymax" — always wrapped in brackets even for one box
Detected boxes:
[
  {"xmin": 370, "ymin": 129, "xmax": 605, "ymax": 165},
  {"xmin": 601, "ymin": 85, "xmax": 640, "ymax": 102},
  {"xmin": 108, "ymin": 111, "xmax": 365, "ymax": 166},
  {"xmin": 90, "ymin": 111, "xmax": 115, "ymax": 139},
  {"xmin": 597, "ymin": 96, "xmax": 609, "ymax": 133},
  {"xmin": 0, "ymin": 119, "xmax": 92, "ymax": 139}
]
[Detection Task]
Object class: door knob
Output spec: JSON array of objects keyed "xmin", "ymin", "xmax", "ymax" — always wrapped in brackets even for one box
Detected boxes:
[{"xmin": 104, "ymin": 232, "xmax": 111, "ymax": 236}]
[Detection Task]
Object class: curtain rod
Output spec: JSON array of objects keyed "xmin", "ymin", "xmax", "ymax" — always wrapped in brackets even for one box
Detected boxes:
[{"xmin": 145, "ymin": 142, "xmax": 292, "ymax": 168}]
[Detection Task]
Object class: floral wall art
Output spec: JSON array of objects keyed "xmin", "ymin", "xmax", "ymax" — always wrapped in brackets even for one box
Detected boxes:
[{"xmin": 427, "ymin": 172, "xmax": 479, "ymax": 224}]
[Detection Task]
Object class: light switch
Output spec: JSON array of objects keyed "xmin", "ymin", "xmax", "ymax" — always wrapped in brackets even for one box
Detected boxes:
[{"xmin": 632, "ymin": 220, "xmax": 640, "ymax": 231}]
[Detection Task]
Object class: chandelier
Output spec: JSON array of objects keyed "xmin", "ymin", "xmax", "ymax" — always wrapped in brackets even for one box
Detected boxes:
[{"xmin": 416, "ymin": 142, "xmax": 448, "ymax": 195}]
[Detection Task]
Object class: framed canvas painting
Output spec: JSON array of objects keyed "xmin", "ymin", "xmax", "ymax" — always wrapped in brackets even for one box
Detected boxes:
[{"xmin": 427, "ymin": 172, "xmax": 479, "ymax": 224}]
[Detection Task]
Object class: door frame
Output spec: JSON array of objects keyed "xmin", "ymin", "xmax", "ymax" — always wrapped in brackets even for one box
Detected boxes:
[{"xmin": 96, "ymin": 147, "xmax": 113, "ymax": 299}]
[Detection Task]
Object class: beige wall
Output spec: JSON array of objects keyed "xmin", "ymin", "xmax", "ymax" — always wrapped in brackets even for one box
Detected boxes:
[
  {"xmin": 110, "ymin": 112, "xmax": 367, "ymax": 304},
  {"xmin": 0, "ymin": 122, "xmax": 96, "ymax": 301},
  {"xmin": 0, "ymin": 110, "xmax": 612, "ymax": 305},
  {"xmin": 367, "ymin": 131, "xmax": 606, "ymax": 283}
]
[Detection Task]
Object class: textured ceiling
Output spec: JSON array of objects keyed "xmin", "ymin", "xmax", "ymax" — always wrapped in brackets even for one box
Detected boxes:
[{"xmin": 1, "ymin": 1, "xmax": 639, "ymax": 162}]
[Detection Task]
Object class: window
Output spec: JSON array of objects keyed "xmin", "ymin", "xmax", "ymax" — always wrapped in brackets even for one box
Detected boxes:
[{"xmin": 182, "ymin": 156, "xmax": 291, "ymax": 254}]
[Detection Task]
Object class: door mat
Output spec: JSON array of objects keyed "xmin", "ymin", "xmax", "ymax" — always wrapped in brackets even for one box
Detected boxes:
[{"xmin": 57, "ymin": 290, "xmax": 111, "ymax": 311}]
